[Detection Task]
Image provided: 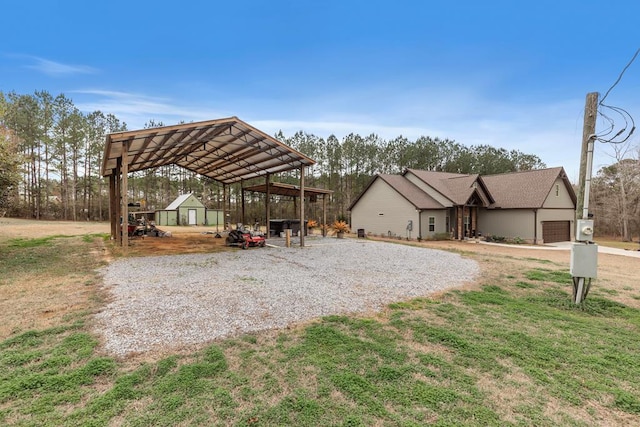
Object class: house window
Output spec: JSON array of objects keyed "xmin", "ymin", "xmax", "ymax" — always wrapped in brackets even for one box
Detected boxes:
[
  {"xmin": 429, "ymin": 217, "xmax": 435, "ymax": 232},
  {"xmin": 464, "ymin": 215, "xmax": 470, "ymax": 237},
  {"xmin": 555, "ymin": 184, "xmax": 559, "ymax": 196}
]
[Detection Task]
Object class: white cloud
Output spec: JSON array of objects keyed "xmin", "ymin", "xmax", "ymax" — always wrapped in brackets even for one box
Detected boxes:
[
  {"xmin": 24, "ymin": 56, "xmax": 97, "ymax": 76},
  {"xmin": 72, "ymin": 89, "xmax": 229, "ymax": 129}
]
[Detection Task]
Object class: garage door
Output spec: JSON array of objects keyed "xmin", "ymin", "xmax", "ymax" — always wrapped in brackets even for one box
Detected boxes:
[{"xmin": 542, "ymin": 221, "xmax": 570, "ymax": 243}]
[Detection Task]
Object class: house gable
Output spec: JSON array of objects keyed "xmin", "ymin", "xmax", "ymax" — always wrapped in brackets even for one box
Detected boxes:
[
  {"xmin": 482, "ymin": 167, "xmax": 576, "ymax": 209},
  {"xmin": 349, "ymin": 174, "xmax": 444, "ymax": 211},
  {"xmin": 403, "ymin": 170, "xmax": 457, "ymax": 207},
  {"xmin": 542, "ymin": 177, "xmax": 575, "ymax": 209},
  {"xmin": 403, "ymin": 169, "xmax": 493, "ymax": 207},
  {"xmin": 350, "ymin": 176, "xmax": 421, "ymax": 237}
]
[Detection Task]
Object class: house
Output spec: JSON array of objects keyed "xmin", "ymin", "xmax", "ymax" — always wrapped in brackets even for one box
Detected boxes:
[
  {"xmin": 349, "ymin": 167, "xmax": 577, "ymax": 244},
  {"xmin": 155, "ymin": 193, "xmax": 222, "ymax": 226}
]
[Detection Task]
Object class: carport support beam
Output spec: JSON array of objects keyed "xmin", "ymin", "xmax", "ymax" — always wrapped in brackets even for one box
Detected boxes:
[
  {"xmin": 115, "ymin": 159, "xmax": 122, "ymax": 245},
  {"xmin": 109, "ymin": 173, "xmax": 117, "ymax": 239},
  {"xmin": 300, "ymin": 166, "xmax": 305, "ymax": 247},
  {"xmin": 265, "ymin": 174, "xmax": 270, "ymax": 239},
  {"xmin": 241, "ymin": 183, "xmax": 246, "ymax": 227},
  {"xmin": 322, "ymin": 194, "xmax": 327, "ymax": 237},
  {"xmin": 122, "ymin": 141, "xmax": 129, "ymax": 250}
]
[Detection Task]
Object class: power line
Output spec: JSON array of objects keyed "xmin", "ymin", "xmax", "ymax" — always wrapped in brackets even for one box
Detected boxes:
[
  {"xmin": 599, "ymin": 48, "xmax": 640, "ymax": 105},
  {"xmin": 596, "ymin": 48, "xmax": 639, "ymax": 144}
]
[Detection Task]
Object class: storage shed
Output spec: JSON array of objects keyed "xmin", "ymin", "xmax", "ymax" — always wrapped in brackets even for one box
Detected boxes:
[{"xmin": 155, "ymin": 193, "xmax": 206, "ymax": 226}]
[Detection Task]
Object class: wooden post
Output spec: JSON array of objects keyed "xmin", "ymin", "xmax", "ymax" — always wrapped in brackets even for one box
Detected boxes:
[
  {"xmin": 115, "ymin": 159, "xmax": 122, "ymax": 245},
  {"xmin": 322, "ymin": 194, "xmax": 327, "ymax": 237},
  {"xmin": 223, "ymin": 184, "xmax": 228, "ymax": 230},
  {"xmin": 241, "ymin": 184, "xmax": 246, "ymax": 228},
  {"xmin": 265, "ymin": 174, "xmax": 270, "ymax": 238},
  {"xmin": 109, "ymin": 173, "xmax": 117, "ymax": 240},
  {"xmin": 577, "ymin": 92, "xmax": 598, "ymax": 219},
  {"xmin": 300, "ymin": 166, "xmax": 305, "ymax": 247},
  {"xmin": 121, "ymin": 141, "xmax": 129, "ymax": 249}
]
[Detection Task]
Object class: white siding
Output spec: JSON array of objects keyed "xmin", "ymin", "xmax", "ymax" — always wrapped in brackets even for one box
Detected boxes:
[
  {"xmin": 351, "ymin": 178, "xmax": 419, "ymax": 237},
  {"xmin": 478, "ymin": 209, "xmax": 535, "ymax": 241}
]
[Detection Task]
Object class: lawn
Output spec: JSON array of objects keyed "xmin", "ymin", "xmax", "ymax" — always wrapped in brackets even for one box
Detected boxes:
[
  {"xmin": 594, "ymin": 237, "xmax": 640, "ymax": 251},
  {"xmin": 0, "ymin": 228, "xmax": 639, "ymax": 426}
]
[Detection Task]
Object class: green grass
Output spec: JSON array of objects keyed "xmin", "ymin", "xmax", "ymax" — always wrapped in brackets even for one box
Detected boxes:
[
  {"xmin": 0, "ymin": 234, "xmax": 106, "ymax": 287},
  {"xmin": 1, "ymin": 238, "xmax": 639, "ymax": 426}
]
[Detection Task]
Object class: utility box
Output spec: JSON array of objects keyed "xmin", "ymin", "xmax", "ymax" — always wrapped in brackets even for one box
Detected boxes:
[
  {"xmin": 570, "ymin": 242, "xmax": 598, "ymax": 278},
  {"xmin": 576, "ymin": 219, "xmax": 594, "ymax": 242}
]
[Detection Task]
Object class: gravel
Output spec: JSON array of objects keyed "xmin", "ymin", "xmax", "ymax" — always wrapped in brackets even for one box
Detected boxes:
[{"xmin": 94, "ymin": 238, "xmax": 479, "ymax": 357}]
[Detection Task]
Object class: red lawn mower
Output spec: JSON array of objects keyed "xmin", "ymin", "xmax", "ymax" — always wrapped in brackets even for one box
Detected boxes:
[{"xmin": 225, "ymin": 228, "xmax": 266, "ymax": 249}]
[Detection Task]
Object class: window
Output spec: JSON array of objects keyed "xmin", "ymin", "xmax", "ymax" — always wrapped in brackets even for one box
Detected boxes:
[{"xmin": 429, "ymin": 217, "xmax": 435, "ymax": 232}]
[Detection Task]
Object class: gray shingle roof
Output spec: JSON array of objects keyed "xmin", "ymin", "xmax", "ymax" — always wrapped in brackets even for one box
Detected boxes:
[
  {"xmin": 481, "ymin": 167, "xmax": 575, "ymax": 208},
  {"xmin": 405, "ymin": 169, "xmax": 490, "ymax": 205},
  {"xmin": 349, "ymin": 167, "xmax": 575, "ymax": 212},
  {"xmin": 377, "ymin": 174, "xmax": 445, "ymax": 209}
]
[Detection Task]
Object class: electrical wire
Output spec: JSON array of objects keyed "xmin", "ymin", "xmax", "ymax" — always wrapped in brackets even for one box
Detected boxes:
[
  {"xmin": 599, "ymin": 48, "xmax": 640, "ymax": 105},
  {"xmin": 596, "ymin": 48, "xmax": 639, "ymax": 144}
]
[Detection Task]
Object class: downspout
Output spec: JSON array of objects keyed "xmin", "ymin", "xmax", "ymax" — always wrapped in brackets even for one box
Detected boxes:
[{"xmin": 533, "ymin": 208, "xmax": 538, "ymax": 245}]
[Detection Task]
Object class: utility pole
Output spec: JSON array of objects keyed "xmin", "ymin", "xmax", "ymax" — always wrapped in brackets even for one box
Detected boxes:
[
  {"xmin": 576, "ymin": 92, "xmax": 599, "ymax": 219},
  {"xmin": 571, "ymin": 92, "xmax": 599, "ymax": 304}
]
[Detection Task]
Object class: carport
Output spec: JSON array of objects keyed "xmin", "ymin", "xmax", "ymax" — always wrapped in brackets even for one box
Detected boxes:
[
  {"xmin": 242, "ymin": 182, "xmax": 333, "ymax": 237},
  {"xmin": 101, "ymin": 116, "xmax": 316, "ymax": 248}
]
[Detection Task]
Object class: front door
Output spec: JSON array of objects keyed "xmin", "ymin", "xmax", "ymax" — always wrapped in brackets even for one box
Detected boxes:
[{"xmin": 188, "ymin": 209, "xmax": 197, "ymax": 225}]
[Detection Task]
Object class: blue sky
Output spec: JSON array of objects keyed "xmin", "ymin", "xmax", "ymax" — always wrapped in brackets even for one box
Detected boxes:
[{"xmin": 2, "ymin": 0, "xmax": 639, "ymax": 181}]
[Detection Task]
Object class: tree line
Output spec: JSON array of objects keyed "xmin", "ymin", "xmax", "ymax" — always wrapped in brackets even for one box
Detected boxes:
[{"xmin": 1, "ymin": 89, "xmax": 636, "ymax": 239}]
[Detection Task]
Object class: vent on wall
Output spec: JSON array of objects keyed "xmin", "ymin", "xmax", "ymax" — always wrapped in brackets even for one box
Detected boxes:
[{"xmin": 378, "ymin": 213, "xmax": 384, "ymax": 216}]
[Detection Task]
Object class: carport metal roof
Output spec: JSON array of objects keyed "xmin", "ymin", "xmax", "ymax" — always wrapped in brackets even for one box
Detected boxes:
[
  {"xmin": 243, "ymin": 182, "xmax": 333, "ymax": 198},
  {"xmin": 101, "ymin": 116, "xmax": 315, "ymax": 184}
]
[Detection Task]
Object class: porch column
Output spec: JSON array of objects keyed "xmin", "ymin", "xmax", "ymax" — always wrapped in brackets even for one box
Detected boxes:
[
  {"xmin": 457, "ymin": 206, "xmax": 463, "ymax": 240},
  {"xmin": 471, "ymin": 207, "xmax": 477, "ymax": 238}
]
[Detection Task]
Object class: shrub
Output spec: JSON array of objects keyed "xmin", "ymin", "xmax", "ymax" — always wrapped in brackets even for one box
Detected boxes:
[{"xmin": 331, "ymin": 220, "xmax": 350, "ymax": 234}]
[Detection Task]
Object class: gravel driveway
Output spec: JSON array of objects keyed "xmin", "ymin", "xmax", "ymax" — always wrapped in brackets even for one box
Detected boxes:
[{"xmin": 94, "ymin": 238, "xmax": 478, "ymax": 357}]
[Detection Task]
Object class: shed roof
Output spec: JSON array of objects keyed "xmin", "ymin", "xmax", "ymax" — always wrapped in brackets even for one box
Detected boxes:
[
  {"xmin": 101, "ymin": 117, "xmax": 315, "ymax": 185},
  {"xmin": 165, "ymin": 193, "xmax": 197, "ymax": 210}
]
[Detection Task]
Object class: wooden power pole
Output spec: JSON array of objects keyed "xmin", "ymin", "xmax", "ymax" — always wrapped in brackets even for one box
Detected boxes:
[{"xmin": 576, "ymin": 92, "xmax": 599, "ymax": 219}]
